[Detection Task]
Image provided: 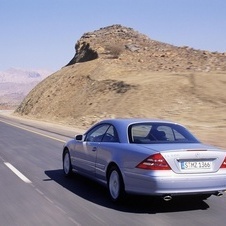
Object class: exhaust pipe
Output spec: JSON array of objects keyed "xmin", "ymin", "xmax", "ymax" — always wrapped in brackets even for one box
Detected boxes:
[
  {"xmin": 215, "ymin": 192, "xmax": 223, "ymax": 197},
  {"xmin": 163, "ymin": 195, "xmax": 172, "ymax": 201}
]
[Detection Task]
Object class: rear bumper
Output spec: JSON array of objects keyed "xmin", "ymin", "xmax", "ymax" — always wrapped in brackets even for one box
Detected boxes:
[{"xmin": 124, "ymin": 170, "xmax": 226, "ymax": 196}]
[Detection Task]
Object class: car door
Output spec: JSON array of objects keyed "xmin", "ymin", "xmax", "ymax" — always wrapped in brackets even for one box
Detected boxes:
[
  {"xmin": 95, "ymin": 125, "xmax": 120, "ymax": 180},
  {"xmin": 72, "ymin": 124, "xmax": 110, "ymax": 176}
]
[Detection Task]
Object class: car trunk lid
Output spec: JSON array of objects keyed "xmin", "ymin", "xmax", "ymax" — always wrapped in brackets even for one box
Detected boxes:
[{"xmin": 141, "ymin": 143, "xmax": 226, "ymax": 173}]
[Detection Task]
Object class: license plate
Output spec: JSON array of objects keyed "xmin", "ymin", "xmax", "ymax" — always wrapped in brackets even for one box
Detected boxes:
[{"xmin": 181, "ymin": 161, "xmax": 212, "ymax": 170}]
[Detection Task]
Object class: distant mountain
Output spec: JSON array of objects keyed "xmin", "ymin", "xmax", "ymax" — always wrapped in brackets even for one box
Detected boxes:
[
  {"xmin": 0, "ymin": 68, "xmax": 51, "ymax": 83},
  {"xmin": 0, "ymin": 68, "xmax": 53, "ymax": 109}
]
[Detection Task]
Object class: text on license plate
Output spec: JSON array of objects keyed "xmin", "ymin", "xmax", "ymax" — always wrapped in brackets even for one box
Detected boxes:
[{"xmin": 181, "ymin": 161, "xmax": 212, "ymax": 170}]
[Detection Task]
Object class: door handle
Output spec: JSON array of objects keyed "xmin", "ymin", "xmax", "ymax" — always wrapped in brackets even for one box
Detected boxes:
[{"xmin": 92, "ymin": 147, "xmax": 97, "ymax": 152}]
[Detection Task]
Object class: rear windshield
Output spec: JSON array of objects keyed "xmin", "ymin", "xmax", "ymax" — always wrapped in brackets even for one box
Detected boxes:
[{"xmin": 128, "ymin": 122, "xmax": 200, "ymax": 144}]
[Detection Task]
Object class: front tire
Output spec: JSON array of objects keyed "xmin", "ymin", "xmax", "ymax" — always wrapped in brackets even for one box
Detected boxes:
[
  {"xmin": 63, "ymin": 150, "xmax": 72, "ymax": 177},
  {"xmin": 107, "ymin": 166, "xmax": 124, "ymax": 202}
]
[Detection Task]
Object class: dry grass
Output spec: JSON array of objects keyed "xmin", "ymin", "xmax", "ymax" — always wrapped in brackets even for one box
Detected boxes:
[
  {"xmin": 15, "ymin": 59, "xmax": 226, "ymax": 148},
  {"xmin": 104, "ymin": 44, "xmax": 124, "ymax": 58}
]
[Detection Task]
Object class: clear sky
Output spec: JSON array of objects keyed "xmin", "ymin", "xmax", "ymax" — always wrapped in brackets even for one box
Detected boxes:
[{"xmin": 0, "ymin": 0, "xmax": 225, "ymax": 72}]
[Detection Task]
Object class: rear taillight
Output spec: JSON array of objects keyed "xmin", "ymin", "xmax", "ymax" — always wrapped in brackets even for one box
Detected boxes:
[
  {"xmin": 220, "ymin": 157, "xmax": 226, "ymax": 168},
  {"xmin": 136, "ymin": 153, "xmax": 171, "ymax": 170}
]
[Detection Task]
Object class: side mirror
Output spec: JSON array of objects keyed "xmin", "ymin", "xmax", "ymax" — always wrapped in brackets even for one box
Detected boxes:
[{"xmin": 75, "ymin": 134, "xmax": 83, "ymax": 141}]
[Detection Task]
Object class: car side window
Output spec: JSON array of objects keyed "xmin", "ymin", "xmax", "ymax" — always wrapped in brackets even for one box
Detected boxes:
[
  {"xmin": 102, "ymin": 125, "xmax": 119, "ymax": 142},
  {"xmin": 85, "ymin": 124, "xmax": 110, "ymax": 142}
]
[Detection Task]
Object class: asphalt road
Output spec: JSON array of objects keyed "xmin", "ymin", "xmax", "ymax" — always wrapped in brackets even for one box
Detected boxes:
[{"xmin": 0, "ymin": 114, "xmax": 226, "ymax": 226}]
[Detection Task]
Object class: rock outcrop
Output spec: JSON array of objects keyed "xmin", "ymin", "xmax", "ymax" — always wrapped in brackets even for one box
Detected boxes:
[{"xmin": 66, "ymin": 24, "xmax": 226, "ymax": 72}]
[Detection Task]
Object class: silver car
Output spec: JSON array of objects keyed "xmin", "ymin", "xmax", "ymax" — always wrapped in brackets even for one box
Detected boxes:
[{"xmin": 62, "ymin": 119, "xmax": 226, "ymax": 202}]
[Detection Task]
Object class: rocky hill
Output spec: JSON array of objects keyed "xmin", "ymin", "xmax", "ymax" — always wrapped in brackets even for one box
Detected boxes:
[
  {"xmin": 14, "ymin": 25, "xmax": 226, "ymax": 147},
  {"xmin": 66, "ymin": 24, "xmax": 226, "ymax": 72}
]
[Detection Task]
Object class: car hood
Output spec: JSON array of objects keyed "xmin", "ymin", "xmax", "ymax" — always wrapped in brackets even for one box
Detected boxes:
[{"xmin": 139, "ymin": 143, "xmax": 221, "ymax": 152}]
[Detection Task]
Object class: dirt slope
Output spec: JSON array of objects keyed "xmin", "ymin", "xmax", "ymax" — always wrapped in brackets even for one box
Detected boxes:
[{"xmin": 15, "ymin": 25, "xmax": 226, "ymax": 147}]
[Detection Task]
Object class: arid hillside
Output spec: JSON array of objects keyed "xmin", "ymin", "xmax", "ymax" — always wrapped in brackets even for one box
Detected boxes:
[{"xmin": 15, "ymin": 25, "xmax": 226, "ymax": 147}]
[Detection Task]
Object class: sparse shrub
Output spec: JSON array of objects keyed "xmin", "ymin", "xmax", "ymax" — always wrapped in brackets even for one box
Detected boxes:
[{"xmin": 105, "ymin": 44, "xmax": 124, "ymax": 58}]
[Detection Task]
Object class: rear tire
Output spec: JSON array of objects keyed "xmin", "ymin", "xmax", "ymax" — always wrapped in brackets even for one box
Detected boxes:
[
  {"xmin": 63, "ymin": 150, "xmax": 72, "ymax": 177},
  {"xmin": 107, "ymin": 166, "xmax": 125, "ymax": 202}
]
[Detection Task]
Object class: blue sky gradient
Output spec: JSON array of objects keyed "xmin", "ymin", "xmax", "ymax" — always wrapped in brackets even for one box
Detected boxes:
[{"xmin": 0, "ymin": 0, "xmax": 225, "ymax": 72}]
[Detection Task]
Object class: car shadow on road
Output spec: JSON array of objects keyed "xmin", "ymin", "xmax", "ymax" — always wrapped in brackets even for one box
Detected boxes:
[{"xmin": 44, "ymin": 169, "xmax": 210, "ymax": 214}]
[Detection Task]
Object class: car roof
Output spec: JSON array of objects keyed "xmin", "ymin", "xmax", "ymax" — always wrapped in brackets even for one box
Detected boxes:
[
  {"xmin": 99, "ymin": 118, "xmax": 178, "ymax": 126},
  {"xmin": 91, "ymin": 118, "xmax": 181, "ymax": 143}
]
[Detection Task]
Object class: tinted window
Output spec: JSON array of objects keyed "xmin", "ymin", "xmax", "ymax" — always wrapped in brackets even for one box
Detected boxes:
[
  {"xmin": 85, "ymin": 124, "xmax": 119, "ymax": 143},
  {"xmin": 85, "ymin": 124, "xmax": 110, "ymax": 142},
  {"xmin": 102, "ymin": 125, "xmax": 119, "ymax": 142},
  {"xmin": 129, "ymin": 123, "xmax": 200, "ymax": 144}
]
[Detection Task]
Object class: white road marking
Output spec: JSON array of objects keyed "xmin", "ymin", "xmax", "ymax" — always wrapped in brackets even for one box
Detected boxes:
[
  {"xmin": 0, "ymin": 120, "xmax": 82, "ymax": 225},
  {"xmin": 4, "ymin": 162, "xmax": 32, "ymax": 184}
]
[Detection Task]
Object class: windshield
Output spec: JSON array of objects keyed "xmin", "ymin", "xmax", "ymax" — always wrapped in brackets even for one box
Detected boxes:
[{"xmin": 128, "ymin": 122, "xmax": 200, "ymax": 144}]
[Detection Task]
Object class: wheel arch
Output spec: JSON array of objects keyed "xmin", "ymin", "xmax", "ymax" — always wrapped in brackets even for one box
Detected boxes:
[
  {"xmin": 62, "ymin": 147, "xmax": 69, "ymax": 161},
  {"xmin": 106, "ymin": 161, "xmax": 126, "ymax": 202},
  {"xmin": 106, "ymin": 162, "xmax": 125, "ymax": 187}
]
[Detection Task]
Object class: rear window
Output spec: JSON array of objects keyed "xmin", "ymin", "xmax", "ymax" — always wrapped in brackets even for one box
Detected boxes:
[{"xmin": 128, "ymin": 122, "xmax": 200, "ymax": 144}]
